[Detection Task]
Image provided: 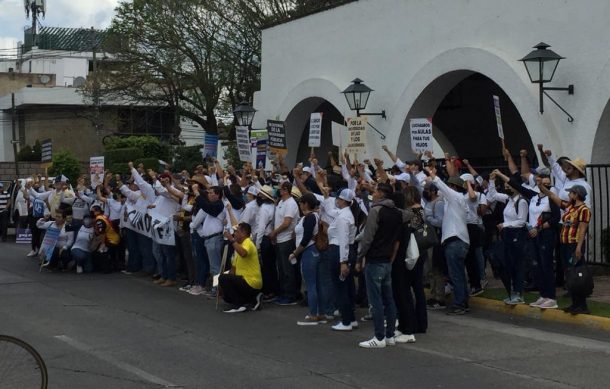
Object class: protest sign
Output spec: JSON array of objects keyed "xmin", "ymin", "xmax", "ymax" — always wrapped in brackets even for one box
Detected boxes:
[
  {"xmin": 121, "ymin": 203, "xmax": 175, "ymax": 245},
  {"xmin": 235, "ymin": 125, "xmax": 251, "ymax": 162},
  {"xmin": 41, "ymin": 139, "xmax": 52, "ymax": 162},
  {"xmin": 250, "ymin": 129, "xmax": 269, "ymax": 169},
  {"xmin": 89, "ymin": 156, "xmax": 104, "ymax": 189},
  {"xmin": 308, "ymin": 112, "xmax": 323, "ymax": 148},
  {"xmin": 267, "ymin": 120, "xmax": 287, "ymax": 155},
  {"xmin": 409, "ymin": 118, "xmax": 433, "ymax": 153},
  {"xmin": 16, "ymin": 228, "xmax": 32, "ymax": 244},
  {"xmin": 39, "ymin": 227, "xmax": 60, "ymax": 266},
  {"xmin": 493, "ymin": 95, "xmax": 504, "ymax": 139},
  {"xmin": 345, "ymin": 116, "xmax": 368, "ymax": 157},
  {"xmin": 204, "ymin": 133, "xmax": 219, "ymax": 158}
]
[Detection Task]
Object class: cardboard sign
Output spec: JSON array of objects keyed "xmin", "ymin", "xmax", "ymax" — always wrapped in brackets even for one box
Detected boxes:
[
  {"xmin": 345, "ymin": 116, "xmax": 368, "ymax": 157},
  {"xmin": 235, "ymin": 126, "xmax": 251, "ymax": 162},
  {"xmin": 120, "ymin": 204, "xmax": 176, "ymax": 245},
  {"xmin": 308, "ymin": 112, "xmax": 323, "ymax": 148},
  {"xmin": 204, "ymin": 133, "xmax": 219, "ymax": 158},
  {"xmin": 409, "ymin": 118, "xmax": 433, "ymax": 152},
  {"xmin": 89, "ymin": 156, "xmax": 104, "ymax": 189},
  {"xmin": 16, "ymin": 228, "xmax": 32, "ymax": 244},
  {"xmin": 39, "ymin": 227, "xmax": 60, "ymax": 264},
  {"xmin": 250, "ymin": 129, "xmax": 268, "ymax": 169},
  {"xmin": 493, "ymin": 95, "xmax": 504, "ymax": 139},
  {"xmin": 41, "ymin": 139, "xmax": 52, "ymax": 162},
  {"xmin": 267, "ymin": 120, "xmax": 287, "ymax": 154}
]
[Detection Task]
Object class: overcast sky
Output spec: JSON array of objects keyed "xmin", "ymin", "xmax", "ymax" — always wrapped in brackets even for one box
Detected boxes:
[{"xmin": 0, "ymin": 0, "xmax": 124, "ymax": 52}]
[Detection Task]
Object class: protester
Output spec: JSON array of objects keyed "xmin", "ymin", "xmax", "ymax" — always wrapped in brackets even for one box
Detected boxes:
[
  {"xmin": 37, "ymin": 210, "xmax": 74, "ymax": 270},
  {"xmin": 0, "ymin": 182, "xmax": 12, "ymax": 241},
  {"xmin": 71, "ymin": 215, "xmax": 96, "ymax": 273}
]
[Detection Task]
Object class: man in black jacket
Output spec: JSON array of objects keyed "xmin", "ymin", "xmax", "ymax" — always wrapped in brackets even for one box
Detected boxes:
[{"xmin": 356, "ymin": 183, "xmax": 403, "ymax": 348}]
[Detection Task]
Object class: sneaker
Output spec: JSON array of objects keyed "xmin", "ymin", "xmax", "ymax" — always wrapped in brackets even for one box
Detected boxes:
[
  {"xmin": 253, "ymin": 292, "xmax": 263, "ymax": 311},
  {"xmin": 224, "ymin": 306, "xmax": 247, "ymax": 313},
  {"xmin": 469, "ymin": 287, "xmax": 484, "ymax": 297},
  {"xmin": 188, "ymin": 285, "xmax": 205, "ymax": 296},
  {"xmin": 507, "ymin": 295, "xmax": 525, "ymax": 305},
  {"xmin": 262, "ymin": 294, "xmax": 277, "ymax": 303},
  {"xmin": 179, "ymin": 284, "xmax": 193, "ymax": 292},
  {"xmin": 152, "ymin": 273, "xmax": 161, "ymax": 280},
  {"xmin": 539, "ymin": 299, "xmax": 558, "ymax": 309},
  {"xmin": 358, "ymin": 337, "xmax": 386, "ymax": 349},
  {"xmin": 333, "ymin": 310, "xmax": 340, "ymax": 316},
  {"xmin": 386, "ymin": 337, "xmax": 396, "ymax": 346},
  {"xmin": 529, "ymin": 297, "xmax": 545, "ymax": 307},
  {"xmin": 121, "ymin": 270, "xmax": 133, "ymax": 275},
  {"xmin": 361, "ymin": 313, "xmax": 373, "ymax": 321},
  {"xmin": 503, "ymin": 296, "xmax": 512, "ymax": 305},
  {"xmin": 446, "ymin": 306, "xmax": 467, "ymax": 315},
  {"xmin": 569, "ymin": 306, "xmax": 590, "ymax": 315},
  {"xmin": 160, "ymin": 280, "xmax": 177, "ymax": 287},
  {"xmin": 275, "ymin": 297, "xmax": 298, "ymax": 306},
  {"xmin": 350, "ymin": 321, "xmax": 359, "ymax": 329},
  {"xmin": 153, "ymin": 278, "xmax": 166, "ymax": 285},
  {"xmin": 205, "ymin": 288, "xmax": 218, "ymax": 298},
  {"xmin": 76, "ymin": 265, "xmax": 83, "ymax": 274},
  {"xmin": 26, "ymin": 250, "xmax": 37, "ymax": 257},
  {"xmin": 395, "ymin": 334, "xmax": 416, "ymax": 343},
  {"xmin": 297, "ymin": 315, "xmax": 322, "ymax": 326},
  {"xmin": 332, "ymin": 322, "xmax": 353, "ymax": 331}
]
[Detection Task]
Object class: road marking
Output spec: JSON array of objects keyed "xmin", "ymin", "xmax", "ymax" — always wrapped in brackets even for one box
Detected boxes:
[{"xmin": 54, "ymin": 335, "xmax": 180, "ymax": 388}]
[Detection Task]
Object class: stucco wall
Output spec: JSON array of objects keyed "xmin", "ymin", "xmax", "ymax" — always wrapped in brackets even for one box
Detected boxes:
[{"xmin": 254, "ymin": 0, "xmax": 610, "ymax": 165}]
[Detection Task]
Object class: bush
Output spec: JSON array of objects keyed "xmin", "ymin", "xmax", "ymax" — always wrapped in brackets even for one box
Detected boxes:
[
  {"xmin": 105, "ymin": 135, "xmax": 170, "ymax": 161},
  {"xmin": 134, "ymin": 158, "xmax": 161, "ymax": 172},
  {"xmin": 104, "ymin": 147, "xmax": 144, "ymax": 166},
  {"xmin": 48, "ymin": 150, "xmax": 82, "ymax": 184},
  {"xmin": 16, "ymin": 140, "xmax": 42, "ymax": 162},
  {"xmin": 110, "ymin": 163, "xmax": 130, "ymax": 175},
  {"xmin": 172, "ymin": 145, "xmax": 204, "ymax": 173}
]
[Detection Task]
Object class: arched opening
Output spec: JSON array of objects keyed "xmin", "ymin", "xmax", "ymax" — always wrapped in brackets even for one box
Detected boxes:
[
  {"xmin": 592, "ymin": 99, "xmax": 610, "ymax": 164},
  {"xmin": 398, "ymin": 70, "xmax": 535, "ymax": 167},
  {"xmin": 284, "ymin": 97, "xmax": 344, "ymax": 167},
  {"xmin": 590, "ymin": 99, "xmax": 610, "ymax": 263}
]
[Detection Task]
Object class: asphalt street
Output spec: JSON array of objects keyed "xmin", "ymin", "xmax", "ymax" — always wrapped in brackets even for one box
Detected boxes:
[{"xmin": 1, "ymin": 242, "xmax": 610, "ymax": 389}]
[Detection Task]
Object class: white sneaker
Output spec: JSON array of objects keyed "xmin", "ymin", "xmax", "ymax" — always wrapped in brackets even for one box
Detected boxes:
[
  {"xmin": 223, "ymin": 306, "xmax": 246, "ymax": 313},
  {"xmin": 188, "ymin": 285, "xmax": 205, "ymax": 296},
  {"xmin": 529, "ymin": 297, "xmax": 545, "ymax": 307},
  {"xmin": 359, "ymin": 337, "xmax": 386, "ymax": 348},
  {"xmin": 386, "ymin": 337, "xmax": 396, "ymax": 346},
  {"xmin": 332, "ymin": 323, "xmax": 353, "ymax": 331},
  {"xmin": 395, "ymin": 334, "xmax": 416, "ymax": 343},
  {"xmin": 350, "ymin": 321, "xmax": 359, "ymax": 329},
  {"xmin": 76, "ymin": 265, "xmax": 83, "ymax": 274},
  {"xmin": 539, "ymin": 299, "xmax": 558, "ymax": 309},
  {"xmin": 26, "ymin": 250, "xmax": 37, "ymax": 257}
]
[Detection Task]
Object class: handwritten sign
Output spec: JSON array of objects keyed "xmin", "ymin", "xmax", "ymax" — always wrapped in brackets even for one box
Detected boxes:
[
  {"xmin": 493, "ymin": 95, "xmax": 504, "ymax": 139},
  {"xmin": 267, "ymin": 120, "xmax": 287, "ymax": 154},
  {"xmin": 409, "ymin": 118, "xmax": 433, "ymax": 152},
  {"xmin": 308, "ymin": 112, "xmax": 322, "ymax": 148},
  {"xmin": 235, "ymin": 126, "xmax": 251, "ymax": 162},
  {"xmin": 345, "ymin": 116, "xmax": 368, "ymax": 157}
]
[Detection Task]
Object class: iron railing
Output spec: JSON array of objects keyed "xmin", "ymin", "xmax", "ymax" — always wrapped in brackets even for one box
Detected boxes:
[{"xmin": 587, "ymin": 164, "xmax": 610, "ymax": 265}]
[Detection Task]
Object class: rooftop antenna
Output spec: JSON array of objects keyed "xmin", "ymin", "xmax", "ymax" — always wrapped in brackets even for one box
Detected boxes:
[{"xmin": 24, "ymin": 0, "xmax": 46, "ymax": 47}]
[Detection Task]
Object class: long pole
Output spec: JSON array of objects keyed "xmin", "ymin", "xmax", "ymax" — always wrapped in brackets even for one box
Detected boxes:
[{"xmin": 11, "ymin": 93, "xmax": 20, "ymax": 177}]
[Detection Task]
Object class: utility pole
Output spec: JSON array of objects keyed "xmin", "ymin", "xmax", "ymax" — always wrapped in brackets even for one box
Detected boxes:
[
  {"xmin": 90, "ymin": 26, "xmax": 101, "ymax": 135},
  {"xmin": 11, "ymin": 93, "xmax": 20, "ymax": 177}
]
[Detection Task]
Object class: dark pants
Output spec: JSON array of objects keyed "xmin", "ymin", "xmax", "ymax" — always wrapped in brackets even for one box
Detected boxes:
[
  {"xmin": 365, "ymin": 262, "xmax": 396, "ymax": 341},
  {"xmin": 28, "ymin": 215, "xmax": 43, "ymax": 251},
  {"xmin": 193, "ymin": 233, "xmax": 210, "ymax": 286},
  {"xmin": 533, "ymin": 228, "xmax": 556, "ymax": 299},
  {"xmin": 137, "ymin": 234, "xmax": 155, "ymax": 274},
  {"xmin": 177, "ymin": 230, "xmax": 196, "ymax": 283},
  {"xmin": 260, "ymin": 236, "xmax": 278, "ymax": 296},
  {"xmin": 328, "ymin": 244, "xmax": 356, "ymax": 325},
  {"xmin": 112, "ymin": 221, "xmax": 125, "ymax": 270},
  {"xmin": 276, "ymin": 239, "xmax": 297, "ymax": 300},
  {"xmin": 392, "ymin": 252, "xmax": 428, "ymax": 335},
  {"xmin": 429, "ymin": 240, "xmax": 447, "ymax": 302},
  {"xmin": 502, "ymin": 228, "xmax": 527, "ymax": 295},
  {"xmin": 125, "ymin": 228, "xmax": 143, "ymax": 272},
  {"xmin": 219, "ymin": 274, "xmax": 260, "ymax": 307},
  {"xmin": 465, "ymin": 224, "xmax": 482, "ymax": 289},
  {"xmin": 0, "ymin": 210, "xmax": 9, "ymax": 241}
]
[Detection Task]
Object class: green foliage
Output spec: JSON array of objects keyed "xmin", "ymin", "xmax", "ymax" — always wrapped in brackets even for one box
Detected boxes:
[
  {"xmin": 134, "ymin": 158, "xmax": 161, "ymax": 172},
  {"xmin": 104, "ymin": 136, "xmax": 170, "ymax": 161},
  {"xmin": 223, "ymin": 141, "xmax": 243, "ymax": 170},
  {"xmin": 110, "ymin": 163, "xmax": 130, "ymax": 175},
  {"xmin": 104, "ymin": 147, "xmax": 144, "ymax": 166},
  {"xmin": 16, "ymin": 140, "xmax": 42, "ymax": 162},
  {"xmin": 48, "ymin": 150, "xmax": 82, "ymax": 184},
  {"xmin": 172, "ymin": 145, "xmax": 204, "ymax": 173}
]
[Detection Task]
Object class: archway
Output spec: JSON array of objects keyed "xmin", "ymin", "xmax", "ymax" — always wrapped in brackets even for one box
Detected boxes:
[
  {"xmin": 397, "ymin": 70, "xmax": 535, "ymax": 168},
  {"xmin": 284, "ymin": 97, "xmax": 344, "ymax": 167},
  {"xmin": 592, "ymin": 99, "xmax": 610, "ymax": 164}
]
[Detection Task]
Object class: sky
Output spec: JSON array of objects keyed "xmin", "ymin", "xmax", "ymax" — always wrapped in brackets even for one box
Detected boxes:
[{"xmin": 0, "ymin": 0, "xmax": 125, "ymax": 52}]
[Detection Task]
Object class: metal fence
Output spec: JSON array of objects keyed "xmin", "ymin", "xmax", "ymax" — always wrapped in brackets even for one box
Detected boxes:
[{"xmin": 587, "ymin": 164, "xmax": 610, "ymax": 265}]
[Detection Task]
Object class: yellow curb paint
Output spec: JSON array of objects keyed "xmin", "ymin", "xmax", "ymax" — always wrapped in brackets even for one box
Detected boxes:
[{"xmin": 470, "ymin": 296, "xmax": 610, "ymax": 331}]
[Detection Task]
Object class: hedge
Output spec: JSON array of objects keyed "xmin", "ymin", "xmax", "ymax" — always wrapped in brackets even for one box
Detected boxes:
[
  {"xmin": 104, "ymin": 147, "xmax": 144, "ymax": 166},
  {"xmin": 134, "ymin": 158, "xmax": 162, "ymax": 171}
]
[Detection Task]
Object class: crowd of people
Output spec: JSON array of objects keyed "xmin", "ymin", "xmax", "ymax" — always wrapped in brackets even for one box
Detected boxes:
[{"xmin": 10, "ymin": 143, "xmax": 593, "ymax": 348}]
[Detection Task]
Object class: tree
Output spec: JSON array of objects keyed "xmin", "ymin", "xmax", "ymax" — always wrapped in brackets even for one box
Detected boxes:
[
  {"xmin": 49, "ymin": 151, "xmax": 82, "ymax": 184},
  {"xmin": 172, "ymin": 145, "xmax": 205, "ymax": 173}
]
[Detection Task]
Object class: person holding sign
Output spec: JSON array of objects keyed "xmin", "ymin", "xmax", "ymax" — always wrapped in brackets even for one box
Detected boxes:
[{"xmin": 36, "ymin": 210, "xmax": 75, "ymax": 270}]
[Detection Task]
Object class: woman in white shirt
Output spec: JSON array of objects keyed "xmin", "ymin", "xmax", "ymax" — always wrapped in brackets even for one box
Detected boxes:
[
  {"xmin": 71, "ymin": 215, "xmax": 96, "ymax": 273},
  {"xmin": 37, "ymin": 210, "xmax": 75, "ymax": 270}
]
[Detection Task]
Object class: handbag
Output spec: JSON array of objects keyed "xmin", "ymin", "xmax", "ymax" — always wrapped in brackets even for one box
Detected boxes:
[
  {"xmin": 413, "ymin": 221, "xmax": 439, "ymax": 251},
  {"xmin": 405, "ymin": 233, "xmax": 420, "ymax": 270},
  {"xmin": 314, "ymin": 215, "xmax": 329, "ymax": 252},
  {"xmin": 566, "ymin": 262, "xmax": 594, "ymax": 297}
]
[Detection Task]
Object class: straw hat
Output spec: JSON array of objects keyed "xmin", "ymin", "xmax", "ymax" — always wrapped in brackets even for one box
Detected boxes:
[
  {"xmin": 188, "ymin": 174, "xmax": 207, "ymax": 186},
  {"xmin": 291, "ymin": 186, "xmax": 302, "ymax": 200},
  {"xmin": 565, "ymin": 158, "xmax": 586, "ymax": 176},
  {"xmin": 258, "ymin": 185, "xmax": 275, "ymax": 202}
]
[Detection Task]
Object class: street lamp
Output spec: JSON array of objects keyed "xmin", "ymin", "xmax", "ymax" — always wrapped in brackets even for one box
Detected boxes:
[
  {"xmin": 341, "ymin": 78, "xmax": 386, "ymax": 139},
  {"xmin": 233, "ymin": 101, "xmax": 257, "ymax": 127},
  {"xmin": 520, "ymin": 42, "xmax": 574, "ymax": 122}
]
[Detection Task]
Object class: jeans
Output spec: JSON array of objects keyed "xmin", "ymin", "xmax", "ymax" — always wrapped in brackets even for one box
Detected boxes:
[
  {"xmin": 193, "ymin": 233, "xmax": 210, "ymax": 286},
  {"xmin": 364, "ymin": 262, "xmax": 396, "ymax": 341},
  {"xmin": 152, "ymin": 240, "xmax": 163, "ymax": 275},
  {"xmin": 205, "ymin": 234, "xmax": 224, "ymax": 276},
  {"xmin": 502, "ymin": 228, "xmax": 527, "ymax": 294},
  {"xmin": 125, "ymin": 229, "xmax": 143, "ymax": 272},
  {"xmin": 317, "ymin": 248, "xmax": 336, "ymax": 316},
  {"xmin": 300, "ymin": 245, "xmax": 321, "ymax": 316},
  {"xmin": 159, "ymin": 244, "xmax": 176, "ymax": 281},
  {"xmin": 138, "ymin": 234, "xmax": 155, "ymax": 274},
  {"xmin": 276, "ymin": 239, "xmax": 297, "ymax": 300},
  {"xmin": 444, "ymin": 239, "xmax": 470, "ymax": 309},
  {"xmin": 465, "ymin": 224, "xmax": 482, "ymax": 289},
  {"xmin": 71, "ymin": 248, "xmax": 92, "ymax": 273},
  {"xmin": 533, "ymin": 228, "xmax": 556, "ymax": 299},
  {"xmin": 328, "ymin": 244, "xmax": 356, "ymax": 325}
]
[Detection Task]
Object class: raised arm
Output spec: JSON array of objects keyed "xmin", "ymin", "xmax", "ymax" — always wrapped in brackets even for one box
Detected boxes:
[
  {"xmin": 520, "ymin": 149, "xmax": 532, "ymax": 182},
  {"xmin": 537, "ymin": 144, "xmax": 551, "ymax": 168},
  {"xmin": 503, "ymin": 147, "xmax": 518, "ymax": 175}
]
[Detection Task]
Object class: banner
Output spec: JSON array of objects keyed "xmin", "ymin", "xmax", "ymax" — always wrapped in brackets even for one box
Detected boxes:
[
  {"xmin": 204, "ymin": 133, "xmax": 219, "ymax": 159},
  {"xmin": 345, "ymin": 116, "xmax": 368, "ymax": 157},
  {"xmin": 308, "ymin": 112, "xmax": 323, "ymax": 148},
  {"xmin": 250, "ymin": 130, "xmax": 268, "ymax": 169},
  {"xmin": 493, "ymin": 95, "xmax": 504, "ymax": 139},
  {"xmin": 41, "ymin": 139, "xmax": 52, "ymax": 162},
  {"xmin": 267, "ymin": 120, "xmax": 287, "ymax": 154},
  {"xmin": 89, "ymin": 156, "xmax": 104, "ymax": 189},
  {"xmin": 121, "ymin": 203, "xmax": 175, "ymax": 245},
  {"xmin": 409, "ymin": 118, "xmax": 433, "ymax": 153},
  {"xmin": 16, "ymin": 228, "xmax": 32, "ymax": 244},
  {"xmin": 40, "ymin": 227, "xmax": 60, "ymax": 263},
  {"xmin": 235, "ymin": 125, "xmax": 251, "ymax": 162}
]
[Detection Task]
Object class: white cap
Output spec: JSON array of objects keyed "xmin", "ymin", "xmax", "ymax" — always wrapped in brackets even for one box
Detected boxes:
[
  {"xmin": 338, "ymin": 188, "xmax": 355, "ymax": 202},
  {"xmin": 460, "ymin": 173, "xmax": 475, "ymax": 184},
  {"xmin": 396, "ymin": 173, "xmax": 410, "ymax": 182},
  {"xmin": 247, "ymin": 186, "xmax": 259, "ymax": 196},
  {"xmin": 302, "ymin": 166, "xmax": 313, "ymax": 174}
]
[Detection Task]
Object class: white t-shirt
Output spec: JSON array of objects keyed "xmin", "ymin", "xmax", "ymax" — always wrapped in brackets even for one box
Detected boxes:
[
  {"xmin": 274, "ymin": 197, "xmax": 299, "ymax": 244},
  {"xmin": 464, "ymin": 192, "xmax": 486, "ymax": 225}
]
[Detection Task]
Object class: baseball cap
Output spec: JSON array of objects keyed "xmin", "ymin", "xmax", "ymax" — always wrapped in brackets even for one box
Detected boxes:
[{"xmin": 338, "ymin": 188, "xmax": 355, "ymax": 202}]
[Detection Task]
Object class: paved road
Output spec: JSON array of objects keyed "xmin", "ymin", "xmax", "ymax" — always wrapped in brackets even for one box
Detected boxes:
[{"xmin": 1, "ymin": 242, "xmax": 610, "ymax": 389}]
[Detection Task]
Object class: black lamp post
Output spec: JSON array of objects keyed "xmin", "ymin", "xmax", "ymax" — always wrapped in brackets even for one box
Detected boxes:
[
  {"xmin": 520, "ymin": 42, "xmax": 574, "ymax": 122},
  {"xmin": 233, "ymin": 101, "xmax": 257, "ymax": 127},
  {"xmin": 341, "ymin": 78, "xmax": 387, "ymax": 139}
]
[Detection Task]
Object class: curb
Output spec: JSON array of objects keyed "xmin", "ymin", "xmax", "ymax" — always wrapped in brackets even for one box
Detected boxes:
[{"xmin": 470, "ymin": 296, "xmax": 610, "ymax": 331}]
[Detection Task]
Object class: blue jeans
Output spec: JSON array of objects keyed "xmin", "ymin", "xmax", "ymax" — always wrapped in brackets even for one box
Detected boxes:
[
  {"xmin": 364, "ymin": 262, "xmax": 396, "ymax": 341},
  {"xmin": 71, "ymin": 248, "xmax": 92, "ymax": 273},
  {"xmin": 205, "ymin": 235, "xmax": 224, "ymax": 276},
  {"xmin": 329, "ymin": 244, "xmax": 356, "ymax": 325},
  {"xmin": 159, "ymin": 244, "xmax": 176, "ymax": 281},
  {"xmin": 502, "ymin": 228, "xmax": 527, "ymax": 294},
  {"xmin": 152, "ymin": 240, "xmax": 163, "ymax": 275},
  {"xmin": 137, "ymin": 234, "xmax": 155, "ymax": 274},
  {"xmin": 300, "ymin": 245, "xmax": 321, "ymax": 316},
  {"xmin": 534, "ymin": 228, "xmax": 556, "ymax": 299},
  {"xmin": 125, "ymin": 229, "xmax": 142, "ymax": 272},
  {"xmin": 193, "ymin": 233, "xmax": 209, "ymax": 286},
  {"xmin": 317, "ymin": 248, "xmax": 335, "ymax": 316},
  {"xmin": 444, "ymin": 239, "xmax": 470, "ymax": 309}
]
